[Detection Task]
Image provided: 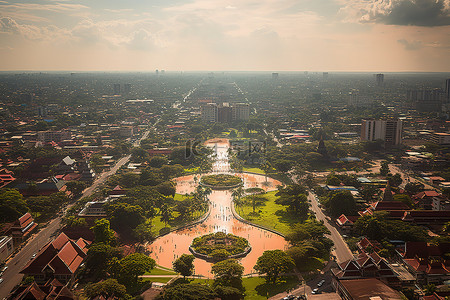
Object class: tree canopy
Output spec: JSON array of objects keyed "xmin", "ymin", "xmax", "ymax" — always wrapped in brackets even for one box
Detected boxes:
[{"xmin": 254, "ymin": 250, "xmax": 295, "ymax": 283}]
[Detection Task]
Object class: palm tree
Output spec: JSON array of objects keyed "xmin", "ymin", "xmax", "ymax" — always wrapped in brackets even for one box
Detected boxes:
[{"xmin": 232, "ymin": 187, "xmax": 244, "ymax": 214}]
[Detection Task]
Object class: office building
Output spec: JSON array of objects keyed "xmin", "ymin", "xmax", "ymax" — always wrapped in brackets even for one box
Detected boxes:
[
  {"xmin": 232, "ymin": 103, "xmax": 250, "ymax": 121},
  {"xmin": 201, "ymin": 103, "xmax": 218, "ymax": 122},
  {"xmin": 361, "ymin": 119, "xmax": 402, "ymax": 146}
]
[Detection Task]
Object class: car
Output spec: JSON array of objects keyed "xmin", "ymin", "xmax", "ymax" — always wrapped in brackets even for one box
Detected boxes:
[
  {"xmin": 312, "ymin": 288, "xmax": 319, "ymax": 294},
  {"xmin": 282, "ymin": 296, "xmax": 296, "ymax": 300},
  {"xmin": 31, "ymin": 253, "xmax": 37, "ymax": 259},
  {"xmin": 0, "ymin": 278, "xmax": 3, "ymax": 284},
  {"xmin": 317, "ymin": 279, "xmax": 325, "ymax": 287},
  {"xmin": 1, "ymin": 266, "xmax": 7, "ymax": 273}
]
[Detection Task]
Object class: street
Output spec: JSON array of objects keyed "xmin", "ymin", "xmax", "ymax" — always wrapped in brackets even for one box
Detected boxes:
[
  {"xmin": 0, "ymin": 127, "xmax": 152, "ymax": 298},
  {"xmin": 308, "ymin": 192, "xmax": 353, "ymax": 263}
]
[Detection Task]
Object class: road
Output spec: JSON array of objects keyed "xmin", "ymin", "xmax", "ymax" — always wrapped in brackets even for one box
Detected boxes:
[
  {"xmin": 308, "ymin": 193, "xmax": 353, "ymax": 264},
  {"xmin": 0, "ymin": 127, "xmax": 153, "ymax": 298}
]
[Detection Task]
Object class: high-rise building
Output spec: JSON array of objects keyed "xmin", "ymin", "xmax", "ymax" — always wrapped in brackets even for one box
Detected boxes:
[
  {"xmin": 375, "ymin": 74, "xmax": 384, "ymax": 87},
  {"xmin": 361, "ymin": 119, "xmax": 402, "ymax": 146},
  {"xmin": 218, "ymin": 104, "xmax": 232, "ymax": 123},
  {"xmin": 232, "ymin": 103, "xmax": 250, "ymax": 121},
  {"xmin": 113, "ymin": 83, "xmax": 121, "ymax": 95},
  {"xmin": 348, "ymin": 90, "xmax": 373, "ymax": 107},
  {"xmin": 407, "ymin": 89, "xmax": 443, "ymax": 112},
  {"xmin": 445, "ymin": 78, "xmax": 450, "ymax": 102},
  {"xmin": 201, "ymin": 103, "xmax": 218, "ymax": 122},
  {"xmin": 123, "ymin": 83, "xmax": 131, "ymax": 94}
]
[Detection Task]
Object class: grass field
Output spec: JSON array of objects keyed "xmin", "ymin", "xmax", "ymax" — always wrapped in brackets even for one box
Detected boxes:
[
  {"xmin": 144, "ymin": 267, "xmax": 177, "ymax": 276},
  {"xmin": 187, "ymin": 276, "xmax": 300, "ymax": 299},
  {"xmin": 141, "ymin": 277, "xmax": 174, "ymax": 284},
  {"xmin": 242, "ymin": 167, "xmax": 265, "ymax": 174},
  {"xmin": 152, "ymin": 204, "xmax": 207, "ymax": 236},
  {"xmin": 237, "ymin": 191, "xmax": 298, "ymax": 235}
]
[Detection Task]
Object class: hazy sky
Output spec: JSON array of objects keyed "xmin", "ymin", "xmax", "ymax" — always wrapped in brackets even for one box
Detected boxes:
[{"xmin": 0, "ymin": 0, "xmax": 449, "ymax": 71}]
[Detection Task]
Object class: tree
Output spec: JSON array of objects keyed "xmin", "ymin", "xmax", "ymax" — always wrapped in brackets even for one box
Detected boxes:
[
  {"xmin": 387, "ymin": 173, "xmax": 402, "ymax": 187},
  {"xmin": 156, "ymin": 181, "xmax": 176, "ymax": 197},
  {"xmin": 133, "ymin": 221, "xmax": 155, "ymax": 243},
  {"xmin": 149, "ymin": 156, "xmax": 168, "ymax": 168},
  {"xmin": 86, "ymin": 243, "xmax": 122, "ymax": 275},
  {"xmin": 0, "ymin": 189, "xmax": 28, "ymax": 223},
  {"xmin": 107, "ymin": 202, "xmax": 145, "ymax": 231},
  {"xmin": 328, "ymin": 190, "xmax": 356, "ymax": 217},
  {"xmin": 380, "ymin": 161, "xmax": 390, "ymax": 176},
  {"xmin": 84, "ymin": 279, "xmax": 127, "ymax": 299},
  {"xmin": 159, "ymin": 283, "xmax": 217, "ymax": 300},
  {"xmin": 326, "ymin": 175, "xmax": 341, "ymax": 186},
  {"xmin": 117, "ymin": 253, "xmax": 156, "ymax": 286},
  {"xmin": 65, "ymin": 181, "xmax": 86, "ymax": 196},
  {"xmin": 254, "ymin": 250, "xmax": 295, "ymax": 283},
  {"xmin": 275, "ymin": 194, "xmax": 309, "ymax": 217},
  {"xmin": 173, "ymin": 254, "xmax": 195, "ymax": 279},
  {"xmin": 91, "ymin": 218, "xmax": 116, "ymax": 245},
  {"xmin": 393, "ymin": 194, "xmax": 413, "ymax": 209},
  {"xmin": 404, "ymin": 182, "xmax": 425, "ymax": 195},
  {"xmin": 160, "ymin": 204, "xmax": 173, "ymax": 226},
  {"xmin": 131, "ymin": 147, "xmax": 150, "ymax": 163},
  {"xmin": 214, "ymin": 285, "xmax": 243, "ymax": 300},
  {"xmin": 211, "ymin": 259, "xmax": 244, "ymax": 290}
]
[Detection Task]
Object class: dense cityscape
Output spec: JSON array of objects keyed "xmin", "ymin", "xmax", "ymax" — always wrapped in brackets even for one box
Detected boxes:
[{"xmin": 0, "ymin": 71, "xmax": 448, "ymax": 300}]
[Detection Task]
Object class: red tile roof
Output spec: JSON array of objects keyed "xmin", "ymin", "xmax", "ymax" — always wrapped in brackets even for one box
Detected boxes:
[{"xmin": 21, "ymin": 233, "xmax": 90, "ymax": 277}]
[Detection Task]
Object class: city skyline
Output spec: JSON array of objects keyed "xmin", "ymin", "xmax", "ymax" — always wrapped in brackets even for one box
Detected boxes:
[{"xmin": 0, "ymin": 0, "xmax": 449, "ymax": 72}]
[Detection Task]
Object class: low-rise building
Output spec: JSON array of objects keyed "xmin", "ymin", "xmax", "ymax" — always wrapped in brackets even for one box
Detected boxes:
[
  {"xmin": 10, "ymin": 213, "xmax": 37, "ymax": 246},
  {"xmin": 333, "ymin": 278, "xmax": 402, "ymax": 300},
  {"xmin": 20, "ymin": 233, "xmax": 90, "ymax": 284},
  {"xmin": 9, "ymin": 278, "xmax": 74, "ymax": 300},
  {"xmin": 0, "ymin": 236, "xmax": 14, "ymax": 263}
]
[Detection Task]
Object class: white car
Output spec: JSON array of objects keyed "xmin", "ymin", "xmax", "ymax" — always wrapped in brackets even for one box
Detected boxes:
[
  {"xmin": 317, "ymin": 279, "xmax": 325, "ymax": 287},
  {"xmin": 312, "ymin": 288, "xmax": 319, "ymax": 294}
]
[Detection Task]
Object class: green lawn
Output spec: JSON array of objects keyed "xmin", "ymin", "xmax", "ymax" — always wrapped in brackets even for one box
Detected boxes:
[
  {"xmin": 242, "ymin": 276, "xmax": 300, "ymax": 300},
  {"xmin": 141, "ymin": 277, "xmax": 174, "ymax": 284},
  {"xmin": 152, "ymin": 208, "xmax": 207, "ymax": 236},
  {"xmin": 173, "ymin": 193, "xmax": 187, "ymax": 201},
  {"xmin": 144, "ymin": 267, "xmax": 177, "ymax": 276},
  {"xmin": 184, "ymin": 167, "xmax": 199, "ymax": 173},
  {"xmin": 243, "ymin": 167, "xmax": 265, "ymax": 174},
  {"xmin": 237, "ymin": 191, "xmax": 297, "ymax": 235},
  {"xmin": 186, "ymin": 276, "xmax": 300, "ymax": 299}
]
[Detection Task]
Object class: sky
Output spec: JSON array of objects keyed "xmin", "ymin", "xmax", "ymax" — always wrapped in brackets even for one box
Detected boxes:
[{"xmin": 0, "ymin": 0, "xmax": 449, "ymax": 72}]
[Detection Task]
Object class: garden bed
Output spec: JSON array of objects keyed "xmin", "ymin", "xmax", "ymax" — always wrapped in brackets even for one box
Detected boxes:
[
  {"xmin": 189, "ymin": 232, "xmax": 250, "ymax": 261},
  {"xmin": 200, "ymin": 174, "xmax": 243, "ymax": 189}
]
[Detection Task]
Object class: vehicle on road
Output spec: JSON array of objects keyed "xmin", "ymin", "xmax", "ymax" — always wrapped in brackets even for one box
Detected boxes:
[
  {"xmin": 312, "ymin": 288, "xmax": 321, "ymax": 294},
  {"xmin": 317, "ymin": 279, "xmax": 325, "ymax": 287},
  {"xmin": 0, "ymin": 278, "xmax": 3, "ymax": 284}
]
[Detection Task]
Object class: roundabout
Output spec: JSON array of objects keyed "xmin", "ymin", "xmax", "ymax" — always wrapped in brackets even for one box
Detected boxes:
[
  {"xmin": 200, "ymin": 174, "xmax": 243, "ymax": 189},
  {"xmin": 148, "ymin": 138, "xmax": 287, "ymax": 276},
  {"xmin": 189, "ymin": 232, "xmax": 251, "ymax": 262}
]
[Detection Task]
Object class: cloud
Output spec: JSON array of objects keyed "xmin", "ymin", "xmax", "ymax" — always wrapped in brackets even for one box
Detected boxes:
[
  {"xmin": 340, "ymin": 0, "xmax": 450, "ymax": 26},
  {"xmin": 397, "ymin": 38, "xmax": 423, "ymax": 50}
]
